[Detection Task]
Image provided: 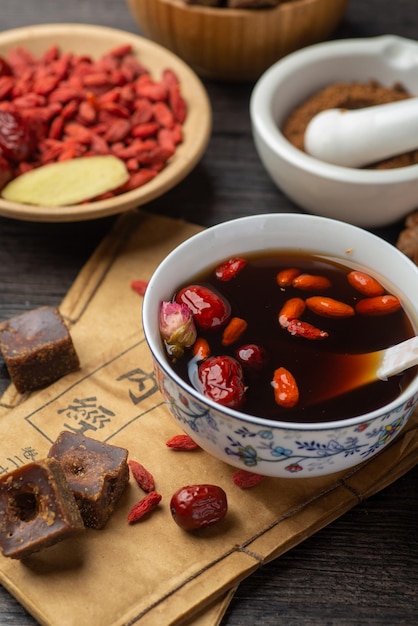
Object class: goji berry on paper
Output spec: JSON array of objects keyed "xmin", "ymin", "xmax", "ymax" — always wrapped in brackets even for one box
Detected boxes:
[
  {"xmin": 165, "ymin": 434, "xmax": 200, "ymax": 451},
  {"xmin": 127, "ymin": 491, "xmax": 162, "ymax": 524},
  {"xmin": 128, "ymin": 459, "xmax": 155, "ymax": 493}
]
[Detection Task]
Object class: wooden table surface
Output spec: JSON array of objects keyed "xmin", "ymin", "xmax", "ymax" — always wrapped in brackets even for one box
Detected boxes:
[{"xmin": 0, "ymin": 1, "xmax": 417, "ymax": 624}]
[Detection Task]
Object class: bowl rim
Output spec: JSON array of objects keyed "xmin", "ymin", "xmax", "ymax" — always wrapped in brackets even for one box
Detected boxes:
[
  {"xmin": 250, "ymin": 34, "xmax": 418, "ymax": 184},
  {"xmin": 141, "ymin": 0, "xmax": 347, "ymax": 17},
  {"xmin": 0, "ymin": 23, "xmax": 212, "ymax": 222},
  {"xmin": 143, "ymin": 212, "xmax": 418, "ymax": 432}
]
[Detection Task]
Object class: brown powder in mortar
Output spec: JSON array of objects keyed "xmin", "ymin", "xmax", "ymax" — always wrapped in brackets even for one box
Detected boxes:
[{"xmin": 282, "ymin": 80, "xmax": 418, "ymax": 169}]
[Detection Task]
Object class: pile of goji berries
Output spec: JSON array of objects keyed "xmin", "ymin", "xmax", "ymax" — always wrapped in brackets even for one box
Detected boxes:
[{"xmin": 0, "ymin": 43, "xmax": 187, "ymax": 199}]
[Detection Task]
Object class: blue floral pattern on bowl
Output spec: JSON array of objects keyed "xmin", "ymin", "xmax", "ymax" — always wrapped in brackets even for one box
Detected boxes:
[{"xmin": 155, "ymin": 360, "xmax": 418, "ymax": 477}]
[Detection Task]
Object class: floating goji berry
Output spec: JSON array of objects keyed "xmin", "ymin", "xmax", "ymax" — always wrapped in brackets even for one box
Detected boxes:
[
  {"xmin": 127, "ymin": 491, "xmax": 162, "ymax": 524},
  {"xmin": 356, "ymin": 295, "xmax": 401, "ymax": 316},
  {"xmin": 292, "ymin": 274, "xmax": 331, "ymax": 291},
  {"xmin": 305, "ymin": 296, "xmax": 355, "ymax": 318},
  {"xmin": 287, "ymin": 319, "xmax": 329, "ymax": 340},
  {"xmin": 347, "ymin": 270, "xmax": 385, "ymax": 297},
  {"xmin": 165, "ymin": 434, "xmax": 200, "ymax": 451},
  {"xmin": 232, "ymin": 469, "xmax": 266, "ymax": 488},
  {"xmin": 128, "ymin": 459, "xmax": 155, "ymax": 493},
  {"xmin": 221, "ymin": 316, "xmax": 248, "ymax": 346},
  {"xmin": 272, "ymin": 366, "xmax": 299, "ymax": 408},
  {"xmin": 278, "ymin": 297, "xmax": 306, "ymax": 328},
  {"xmin": 192, "ymin": 337, "xmax": 211, "ymax": 361},
  {"xmin": 276, "ymin": 267, "xmax": 300, "ymax": 287}
]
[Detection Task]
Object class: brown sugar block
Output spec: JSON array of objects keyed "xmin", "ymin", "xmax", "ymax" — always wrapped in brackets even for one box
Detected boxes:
[
  {"xmin": 0, "ymin": 458, "xmax": 85, "ymax": 560},
  {"xmin": 48, "ymin": 431, "xmax": 129, "ymax": 529},
  {"xmin": 0, "ymin": 305, "xmax": 80, "ymax": 393}
]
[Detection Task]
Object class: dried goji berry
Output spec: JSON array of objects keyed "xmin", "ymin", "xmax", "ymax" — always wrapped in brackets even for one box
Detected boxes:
[
  {"xmin": 232, "ymin": 469, "xmax": 266, "ymax": 488},
  {"xmin": 131, "ymin": 122, "xmax": 160, "ymax": 139},
  {"xmin": 128, "ymin": 459, "xmax": 155, "ymax": 493},
  {"xmin": 131, "ymin": 280, "xmax": 148, "ymax": 296},
  {"xmin": 48, "ymin": 115, "xmax": 65, "ymax": 140},
  {"xmin": 152, "ymin": 101, "xmax": 175, "ymax": 128},
  {"xmin": 135, "ymin": 80, "xmax": 168, "ymax": 102},
  {"xmin": 120, "ymin": 169, "xmax": 157, "ymax": 191},
  {"xmin": 165, "ymin": 434, "xmax": 200, "ymax": 451},
  {"xmin": 158, "ymin": 128, "xmax": 176, "ymax": 155},
  {"xmin": 104, "ymin": 119, "xmax": 131, "ymax": 143},
  {"xmin": 64, "ymin": 122, "xmax": 92, "ymax": 144},
  {"xmin": 127, "ymin": 491, "xmax": 162, "ymax": 524}
]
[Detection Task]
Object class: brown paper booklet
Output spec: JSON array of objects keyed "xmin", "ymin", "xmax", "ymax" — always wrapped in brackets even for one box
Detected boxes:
[{"xmin": 0, "ymin": 210, "xmax": 417, "ymax": 626}]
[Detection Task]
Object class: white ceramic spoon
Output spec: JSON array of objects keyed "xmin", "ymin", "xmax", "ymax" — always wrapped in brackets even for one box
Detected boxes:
[
  {"xmin": 309, "ymin": 335, "xmax": 418, "ymax": 405},
  {"xmin": 304, "ymin": 98, "xmax": 418, "ymax": 168}
]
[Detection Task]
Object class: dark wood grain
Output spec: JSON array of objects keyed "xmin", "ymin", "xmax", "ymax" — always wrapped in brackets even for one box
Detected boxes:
[{"xmin": 0, "ymin": 1, "xmax": 417, "ymax": 624}]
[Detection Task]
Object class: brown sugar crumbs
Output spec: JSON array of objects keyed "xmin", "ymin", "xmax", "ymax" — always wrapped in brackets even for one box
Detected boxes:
[{"xmin": 282, "ymin": 80, "xmax": 418, "ymax": 169}]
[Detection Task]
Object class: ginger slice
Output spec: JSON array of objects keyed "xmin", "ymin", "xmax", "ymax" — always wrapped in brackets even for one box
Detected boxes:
[{"xmin": 1, "ymin": 155, "xmax": 129, "ymax": 206}]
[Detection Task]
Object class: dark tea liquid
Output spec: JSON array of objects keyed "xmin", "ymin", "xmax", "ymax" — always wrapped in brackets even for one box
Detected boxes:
[{"xmin": 171, "ymin": 252, "xmax": 417, "ymax": 423}]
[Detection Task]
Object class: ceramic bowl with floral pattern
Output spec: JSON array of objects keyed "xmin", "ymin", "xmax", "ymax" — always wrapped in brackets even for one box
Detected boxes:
[{"xmin": 142, "ymin": 213, "xmax": 418, "ymax": 478}]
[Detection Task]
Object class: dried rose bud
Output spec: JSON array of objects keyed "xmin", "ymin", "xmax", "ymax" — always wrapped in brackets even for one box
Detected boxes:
[{"xmin": 159, "ymin": 301, "xmax": 197, "ymax": 359}]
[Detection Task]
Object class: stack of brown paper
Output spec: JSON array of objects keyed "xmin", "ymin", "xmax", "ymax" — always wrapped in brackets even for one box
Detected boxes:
[{"xmin": 0, "ymin": 210, "xmax": 417, "ymax": 626}]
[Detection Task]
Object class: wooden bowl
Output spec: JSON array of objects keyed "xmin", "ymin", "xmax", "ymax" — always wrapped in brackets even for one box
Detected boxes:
[
  {"xmin": 0, "ymin": 23, "xmax": 211, "ymax": 222},
  {"xmin": 127, "ymin": 0, "xmax": 350, "ymax": 82}
]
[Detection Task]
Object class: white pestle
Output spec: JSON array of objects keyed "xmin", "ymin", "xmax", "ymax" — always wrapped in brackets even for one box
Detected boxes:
[{"xmin": 304, "ymin": 97, "xmax": 418, "ymax": 168}]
